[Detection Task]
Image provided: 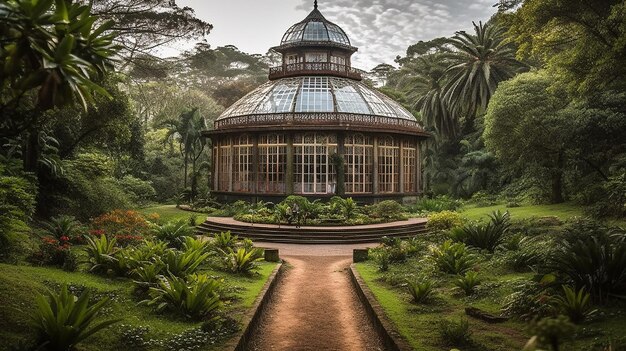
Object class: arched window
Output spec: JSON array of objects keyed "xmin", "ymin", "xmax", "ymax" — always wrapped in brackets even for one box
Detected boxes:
[
  {"xmin": 378, "ymin": 136, "xmax": 399, "ymax": 193},
  {"xmin": 345, "ymin": 133, "xmax": 373, "ymax": 194},
  {"xmin": 214, "ymin": 137, "xmax": 232, "ymax": 192},
  {"xmin": 258, "ymin": 134, "xmax": 287, "ymax": 194},
  {"xmin": 294, "ymin": 133, "xmax": 338, "ymax": 194},
  {"xmin": 402, "ymin": 140, "xmax": 417, "ymax": 193},
  {"xmin": 233, "ymin": 135, "xmax": 253, "ymax": 192}
]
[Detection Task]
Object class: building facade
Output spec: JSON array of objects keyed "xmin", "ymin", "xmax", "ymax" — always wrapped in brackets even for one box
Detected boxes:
[{"xmin": 205, "ymin": 2, "xmax": 429, "ymax": 203}]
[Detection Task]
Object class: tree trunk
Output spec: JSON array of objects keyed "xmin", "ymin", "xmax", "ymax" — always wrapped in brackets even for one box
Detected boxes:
[
  {"xmin": 551, "ymin": 151, "xmax": 565, "ymax": 204},
  {"xmin": 183, "ymin": 151, "xmax": 188, "ymax": 189},
  {"xmin": 22, "ymin": 130, "xmax": 40, "ymax": 173}
]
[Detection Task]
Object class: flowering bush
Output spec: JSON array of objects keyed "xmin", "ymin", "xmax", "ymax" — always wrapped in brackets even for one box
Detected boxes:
[
  {"xmin": 36, "ymin": 236, "xmax": 71, "ymax": 266},
  {"xmin": 91, "ymin": 210, "xmax": 149, "ymax": 244}
]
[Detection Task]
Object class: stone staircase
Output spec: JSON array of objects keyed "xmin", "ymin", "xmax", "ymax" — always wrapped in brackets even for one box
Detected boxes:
[{"xmin": 196, "ymin": 217, "xmax": 428, "ymax": 244}]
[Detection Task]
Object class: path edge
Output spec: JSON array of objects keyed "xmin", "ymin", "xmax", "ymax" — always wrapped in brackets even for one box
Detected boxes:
[
  {"xmin": 225, "ymin": 261, "xmax": 284, "ymax": 351},
  {"xmin": 349, "ymin": 264, "xmax": 413, "ymax": 351}
]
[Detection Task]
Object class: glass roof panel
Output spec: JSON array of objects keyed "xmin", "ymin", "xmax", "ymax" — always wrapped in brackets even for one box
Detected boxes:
[
  {"xmin": 331, "ymin": 78, "xmax": 370, "ymax": 114},
  {"xmin": 356, "ymin": 84, "xmax": 399, "ymax": 117},
  {"xmin": 303, "ymin": 22, "xmax": 330, "ymax": 41},
  {"xmin": 282, "ymin": 22, "xmax": 306, "ymax": 43},
  {"xmin": 325, "ymin": 23, "xmax": 350, "ymax": 45},
  {"xmin": 295, "ymin": 77, "xmax": 334, "ymax": 112},
  {"xmin": 220, "ymin": 82, "xmax": 274, "ymax": 118},
  {"xmin": 256, "ymin": 78, "xmax": 300, "ymax": 114}
]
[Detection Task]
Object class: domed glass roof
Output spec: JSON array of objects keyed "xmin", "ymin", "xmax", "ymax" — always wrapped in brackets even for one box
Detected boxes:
[
  {"xmin": 217, "ymin": 76, "xmax": 417, "ymax": 122},
  {"xmin": 280, "ymin": 8, "xmax": 351, "ymax": 47}
]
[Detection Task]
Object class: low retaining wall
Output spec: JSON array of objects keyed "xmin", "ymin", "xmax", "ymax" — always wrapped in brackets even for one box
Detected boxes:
[
  {"xmin": 225, "ymin": 262, "xmax": 284, "ymax": 351},
  {"xmin": 349, "ymin": 264, "xmax": 413, "ymax": 351}
]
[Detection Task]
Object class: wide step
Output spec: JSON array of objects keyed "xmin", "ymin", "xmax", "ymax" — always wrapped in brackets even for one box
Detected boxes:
[{"xmin": 196, "ymin": 217, "xmax": 429, "ymax": 244}]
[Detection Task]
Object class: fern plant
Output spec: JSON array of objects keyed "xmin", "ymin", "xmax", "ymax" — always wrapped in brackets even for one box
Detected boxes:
[
  {"xmin": 454, "ymin": 271, "xmax": 481, "ymax": 295},
  {"xmin": 407, "ymin": 279, "xmax": 434, "ymax": 303},
  {"xmin": 222, "ymin": 247, "xmax": 263, "ymax": 274},
  {"xmin": 431, "ymin": 240, "xmax": 476, "ymax": 274},
  {"xmin": 84, "ymin": 235, "xmax": 117, "ymax": 273},
  {"xmin": 132, "ymin": 261, "xmax": 165, "ymax": 288},
  {"xmin": 182, "ymin": 236, "xmax": 212, "ymax": 254},
  {"xmin": 41, "ymin": 215, "xmax": 84, "ymax": 242},
  {"xmin": 31, "ymin": 285, "xmax": 120, "ymax": 350},
  {"xmin": 142, "ymin": 275, "xmax": 222, "ymax": 320},
  {"xmin": 552, "ymin": 285, "xmax": 596, "ymax": 323}
]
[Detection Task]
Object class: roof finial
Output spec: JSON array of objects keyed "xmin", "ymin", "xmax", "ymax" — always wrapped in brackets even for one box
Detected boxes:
[{"xmin": 314, "ymin": 0, "xmax": 318, "ymax": 9}]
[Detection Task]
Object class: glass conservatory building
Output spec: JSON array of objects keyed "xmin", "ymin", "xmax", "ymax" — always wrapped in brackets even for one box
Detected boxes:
[{"xmin": 205, "ymin": 2, "xmax": 429, "ymax": 202}]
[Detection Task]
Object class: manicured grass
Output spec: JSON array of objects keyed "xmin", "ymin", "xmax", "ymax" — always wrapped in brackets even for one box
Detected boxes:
[
  {"xmin": 139, "ymin": 205, "xmax": 202, "ymax": 223},
  {"xmin": 460, "ymin": 202, "xmax": 583, "ymax": 221},
  {"xmin": 0, "ymin": 261, "xmax": 277, "ymax": 351}
]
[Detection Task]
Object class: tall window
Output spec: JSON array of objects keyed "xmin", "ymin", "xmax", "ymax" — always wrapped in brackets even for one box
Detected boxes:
[
  {"xmin": 345, "ymin": 133, "xmax": 373, "ymax": 194},
  {"xmin": 233, "ymin": 135, "xmax": 253, "ymax": 192},
  {"xmin": 402, "ymin": 140, "xmax": 417, "ymax": 193},
  {"xmin": 215, "ymin": 138, "xmax": 232, "ymax": 192},
  {"xmin": 378, "ymin": 136, "xmax": 399, "ymax": 193},
  {"xmin": 294, "ymin": 133, "xmax": 337, "ymax": 194},
  {"xmin": 258, "ymin": 134, "xmax": 287, "ymax": 194}
]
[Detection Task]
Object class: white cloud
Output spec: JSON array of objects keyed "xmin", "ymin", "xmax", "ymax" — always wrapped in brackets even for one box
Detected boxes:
[{"xmin": 295, "ymin": 0, "xmax": 496, "ymax": 70}]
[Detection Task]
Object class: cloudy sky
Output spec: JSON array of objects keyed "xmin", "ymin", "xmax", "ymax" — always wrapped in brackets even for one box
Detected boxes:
[{"xmin": 176, "ymin": 0, "xmax": 498, "ymax": 70}]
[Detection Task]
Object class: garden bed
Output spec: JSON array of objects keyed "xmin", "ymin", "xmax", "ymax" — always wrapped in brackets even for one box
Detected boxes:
[
  {"xmin": 0, "ymin": 261, "xmax": 279, "ymax": 351},
  {"xmin": 354, "ymin": 213, "xmax": 626, "ymax": 351}
]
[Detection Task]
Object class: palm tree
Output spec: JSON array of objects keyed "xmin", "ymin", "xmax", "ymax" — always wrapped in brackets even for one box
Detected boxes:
[
  {"xmin": 396, "ymin": 55, "xmax": 458, "ymax": 138},
  {"xmin": 162, "ymin": 108, "xmax": 207, "ymax": 197},
  {"xmin": 443, "ymin": 21, "xmax": 526, "ymax": 124}
]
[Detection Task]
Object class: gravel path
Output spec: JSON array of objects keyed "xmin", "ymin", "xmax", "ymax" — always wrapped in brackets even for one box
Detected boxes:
[{"xmin": 250, "ymin": 244, "xmax": 384, "ymax": 351}]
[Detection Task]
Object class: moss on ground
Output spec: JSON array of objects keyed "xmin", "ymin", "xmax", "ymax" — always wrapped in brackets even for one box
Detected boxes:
[
  {"xmin": 0, "ymin": 262, "xmax": 277, "ymax": 351},
  {"xmin": 460, "ymin": 202, "xmax": 583, "ymax": 221}
]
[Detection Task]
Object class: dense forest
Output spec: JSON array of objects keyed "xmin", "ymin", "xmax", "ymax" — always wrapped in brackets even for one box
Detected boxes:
[{"xmin": 2, "ymin": 0, "xmax": 625, "ymax": 253}]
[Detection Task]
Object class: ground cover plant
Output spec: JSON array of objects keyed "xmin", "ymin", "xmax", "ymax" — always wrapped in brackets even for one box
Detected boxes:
[{"xmin": 356, "ymin": 212, "xmax": 626, "ymax": 351}]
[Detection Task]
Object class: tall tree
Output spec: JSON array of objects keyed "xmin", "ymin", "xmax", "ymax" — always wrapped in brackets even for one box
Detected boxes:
[{"xmin": 443, "ymin": 21, "xmax": 526, "ymax": 127}]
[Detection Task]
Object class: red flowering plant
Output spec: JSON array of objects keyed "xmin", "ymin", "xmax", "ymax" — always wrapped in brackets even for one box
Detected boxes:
[
  {"xmin": 91, "ymin": 210, "xmax": 149, "ymax": 247},
  {"xmin": 35, "ymin": 236, "xmax": 71, "ymax": 266}
]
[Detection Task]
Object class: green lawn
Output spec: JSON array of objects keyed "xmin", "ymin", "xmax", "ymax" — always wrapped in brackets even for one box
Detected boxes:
[
  {"xmin": 460, "ymin": 202, "xmax": 583, "ymax": 221},
  {"xmin": 139, "ymin": 205, "xmax": 204, "ymax": 223},
  {"xmin": 0, "ymin": 261, "xmax": 277, "ymax": 351}
]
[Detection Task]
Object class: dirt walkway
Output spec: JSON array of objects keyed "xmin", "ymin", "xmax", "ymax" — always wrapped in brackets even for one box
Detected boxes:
[{"xmin": 250, "ymin": 244, "xmax": 384, "ymax": 351}]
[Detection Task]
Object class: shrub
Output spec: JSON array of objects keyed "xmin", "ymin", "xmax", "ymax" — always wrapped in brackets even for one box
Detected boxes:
[
  {"xmin": 142, "ymin": 275, "xmax": 222, "ymax": 320},
  {"xmin": 552, "ymin": 285, "xmax": 596, "ymax": 324},
  {"xmin": 426, "ymin": 211, "xmax": 464, "ymax": 232},
  {"xmin": 91, "ymin": 209, "xmax": 149, "ymax": 239},
  {"xmin": 454, "ymin": 271, "xmax": 481, "ymax": 296},
  {"xmin": 116, "ymin": 175, "xmax": 156, "ymax": 205},
  {"xmin": 221, "ymin": 247, "xmax": 263, "ymax": 274},
  {"xmin": 548, "ymin": 225, "xmax": 626, "ymax": 300},
  {"xmin": 410, "ymin": 195, "xmax": 462, "ymax": 213},
  {"xmin": 407, "ymin": 279, "xmax": 434, "ymax": 303},
  {"xmin": 36, "ymin": 236, "xmax": 72, "ymax": 266},
  {"xmin": 431, "ymin": 240, "xmax": 476, "ymax": 274},
  {"xmin": 182, "ymin": 237, "xmax": 212, "ymax": 254},
  {"xmin": 41, "ymin": 215, "xmax": 85, "ymax": 244},
  {"xmin": 450, "ymin": 210, "xmax": 510, "ymax": 252},
  {"xmin": 585, "ymin": 174, "xmax": 626, "ymax": 219},
  {"xmin": 502, "ymin": 279, "xmax": 554, "ymax": 320},
  {"xmin": 153, "ymin": 220, "xmax": 195, "ymax": 248},
  {"xmin": 438, "ymin": 318, "xmax": 472, "ymax": 347},
  {"xmin": 528, "ymin": 315, "xmax": 576, "ymax": 351},
  {"xmin": 371, "ymin": 248, "xmax": 391, "ymax": 272},
  {"xmin": 506, "ymin": 237, "xmax": 546, "ymax": 272},
  {"xmin": 31, "ymin": 285, "xmax": 120, "ymax": 350},
  {"xmin": 372, "ymin": 200, "xmax": 406, "ymax": 221},
  {"xmin": 163, "ymin": 248, "xmax": 209, "ymax": 277},
  {"xmin": 84, "ymin": 235, "xmax": 118, "ymax": 273},
  {"xmin": 0, "ymin": 173, "xmax": 36, "ymax": 262}
]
